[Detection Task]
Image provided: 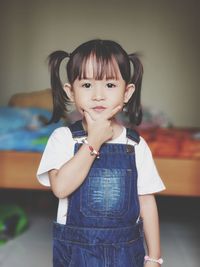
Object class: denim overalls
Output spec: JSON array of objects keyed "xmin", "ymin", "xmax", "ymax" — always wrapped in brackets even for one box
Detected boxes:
[{"xmin": 53, "ymin": 121, "xmax": 145, "ymax": 267}]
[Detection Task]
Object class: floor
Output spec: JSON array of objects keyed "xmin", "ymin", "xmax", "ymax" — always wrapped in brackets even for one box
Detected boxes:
[{"xmin": 0, "ymin": 190, "xmax": 199, "ymax": 267}]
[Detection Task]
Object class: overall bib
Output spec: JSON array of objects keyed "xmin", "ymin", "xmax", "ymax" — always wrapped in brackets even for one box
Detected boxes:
[{"xmin": 53, "ymin": 121, "xmax": 145, "ymax": 267}]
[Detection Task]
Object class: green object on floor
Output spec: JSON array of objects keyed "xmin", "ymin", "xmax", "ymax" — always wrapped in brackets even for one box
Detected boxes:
[
  {"xmin": 0, "ymin": 205, "xmax": 28, "ymax": 246},
  {"xmin": 32, "ymin": 136, "xmax": 49, "ymax": 145}
]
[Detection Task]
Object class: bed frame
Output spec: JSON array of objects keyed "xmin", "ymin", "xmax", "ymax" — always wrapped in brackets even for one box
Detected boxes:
[
  {"xmin": 1, "ymin": 89, "xmax": 199, "ymax": 196},
  {"xmin": 0, "ymin": 150, "xmax": 200, "ymax": 196}
]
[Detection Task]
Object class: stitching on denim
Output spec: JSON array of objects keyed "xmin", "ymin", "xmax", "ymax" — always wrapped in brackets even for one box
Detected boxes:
[
  {"xmin": 53, "ymin": 236, "xmax": 141, "ymax": 246},
  {"xmin": 80, "ymin": 168, "xmax": 132, "ymax": 218}
]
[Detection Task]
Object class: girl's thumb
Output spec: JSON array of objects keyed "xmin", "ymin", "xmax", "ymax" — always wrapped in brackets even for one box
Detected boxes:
[{"xmin": 83, "ymin": 110, "xmax": 93, "ymax": 123}]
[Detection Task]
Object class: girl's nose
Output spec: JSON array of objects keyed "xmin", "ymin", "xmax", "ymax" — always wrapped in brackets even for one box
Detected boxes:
[{"xmin": 92, "ymin": 87, "xmax": 105, "ymax": 101}]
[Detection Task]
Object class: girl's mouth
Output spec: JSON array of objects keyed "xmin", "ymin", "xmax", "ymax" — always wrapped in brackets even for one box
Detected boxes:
[{"xmin": 92, "ymin": 106, "xmax": 106, "ymax": 112}]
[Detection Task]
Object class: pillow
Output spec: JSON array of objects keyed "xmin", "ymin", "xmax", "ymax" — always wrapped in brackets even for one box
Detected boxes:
[{"xmin": 8, "ymin": 89, "xmax": 53, "ymax": 111}]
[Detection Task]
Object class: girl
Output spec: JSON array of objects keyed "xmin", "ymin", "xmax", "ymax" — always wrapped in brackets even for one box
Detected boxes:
[{"xmin": 37, "ymin": 39, "xmax": 165, "ymax": 267}]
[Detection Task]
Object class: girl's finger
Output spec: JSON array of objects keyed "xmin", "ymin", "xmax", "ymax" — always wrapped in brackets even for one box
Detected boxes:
[
  {"xmin": 83, "ymin": 110, "xmax": 95, "ymax": 123},
  {"xmin": 104, "ymin": 105, "xmax": 122, "ymax": 119}
]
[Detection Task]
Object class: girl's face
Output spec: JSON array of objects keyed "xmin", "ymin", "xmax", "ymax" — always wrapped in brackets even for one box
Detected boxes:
[{"xmin": 64, "ymin": 57, "xmax": 135, "ymax": 120}]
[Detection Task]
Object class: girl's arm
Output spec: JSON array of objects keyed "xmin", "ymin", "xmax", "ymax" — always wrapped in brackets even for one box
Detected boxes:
[
  {"xmin": 49, "ymin": 106, "xmax": 121, "ymax": 199},
  {"xmin": 139, "ymin": 194, "xmax": 162, "ymax": 266},
  {"xmin": 49, "ymin": 136, "xmax": 101, "ymax": 198}
]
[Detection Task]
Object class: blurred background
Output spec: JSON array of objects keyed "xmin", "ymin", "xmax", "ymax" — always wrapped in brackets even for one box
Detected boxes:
[
  {"xmin": 0, "ymin": 0, "xmax": 199, "ymax": 127},
  {"xmin": 0, "ymin": 0, "xmax": 199, "ymax": 266}
]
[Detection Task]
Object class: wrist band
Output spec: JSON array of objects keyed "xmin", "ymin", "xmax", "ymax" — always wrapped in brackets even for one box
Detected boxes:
[
  {"xmin": 83, "ymin": 139, "xmax": 100, "ymax": 158},
  {"xmin": 144, "ymin": 255, "xmax": 163, "ymax": 264}
]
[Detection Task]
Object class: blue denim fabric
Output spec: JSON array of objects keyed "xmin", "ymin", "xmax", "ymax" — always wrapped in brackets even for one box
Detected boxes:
[{"xmin": 53, "ymin": 121, "xmax": 145, "ymax": 266}]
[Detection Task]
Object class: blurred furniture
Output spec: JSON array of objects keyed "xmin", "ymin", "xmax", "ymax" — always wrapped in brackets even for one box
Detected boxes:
[
  {"xmin": 139, "ymin": 127, "xmax": 200, "ymax": 197},
  {"xmin": 0, "ymin": 89, "xmax": 200, "ymax": 196}
]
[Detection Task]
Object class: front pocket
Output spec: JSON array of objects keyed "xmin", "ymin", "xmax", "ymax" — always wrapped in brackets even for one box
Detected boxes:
[{"xmin": 80, "ymin": 168, "xmax": 132, "ymax": 218}]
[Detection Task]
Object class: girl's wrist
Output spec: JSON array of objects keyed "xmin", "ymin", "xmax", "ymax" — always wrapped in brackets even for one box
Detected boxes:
[
  {"xmin": 87, "ymin": 136, "xmax": 103, "ymax": 150},
  {"xmin": 83, "ymin": 139, "xmax": 100, "ymax": 158},
  {"xmin": 144, "ymin": 255, "xmax": 163, "ymax": 265}
]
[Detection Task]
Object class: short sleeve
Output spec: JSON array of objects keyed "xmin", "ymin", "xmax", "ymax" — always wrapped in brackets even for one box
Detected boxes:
[
  {"xmin": 36, "ymin": 127, "xmax": 74, "ymax": 187},
  {"xmin": 135, "ymin": 137, "xmax": 166, "ymax": 195}
]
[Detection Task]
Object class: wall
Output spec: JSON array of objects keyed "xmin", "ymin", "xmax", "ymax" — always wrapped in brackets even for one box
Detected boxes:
[{"xmin": 0, "ymin": 0, "xmax": 199, "ymax": 127}]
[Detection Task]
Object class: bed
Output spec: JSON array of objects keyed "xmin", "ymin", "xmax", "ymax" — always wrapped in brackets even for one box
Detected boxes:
[
  {"xmin": 139, "ymin": 127, "xmax": 200, "ymax": 196},
  {"xmin": 0, "ymin": 89, "xmax": 200, "ymax": 196}
]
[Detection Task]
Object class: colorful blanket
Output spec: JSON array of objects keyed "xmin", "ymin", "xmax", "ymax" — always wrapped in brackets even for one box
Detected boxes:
[{"xmin": 0, "ymin": 107, "xmax": 63, "ymax": 152}]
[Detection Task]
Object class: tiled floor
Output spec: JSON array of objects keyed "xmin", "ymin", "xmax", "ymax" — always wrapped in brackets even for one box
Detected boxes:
[{"xmin": 0, "ymin": 191, "xmax": 199, "ymax": 267}]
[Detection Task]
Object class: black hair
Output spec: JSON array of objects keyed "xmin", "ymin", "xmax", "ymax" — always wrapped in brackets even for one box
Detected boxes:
[{"xmin": 48, "ymin": 39, "xmax": 143, "ymax": 125}]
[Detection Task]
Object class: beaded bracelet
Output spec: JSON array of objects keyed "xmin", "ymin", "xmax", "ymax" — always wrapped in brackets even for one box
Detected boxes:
[
  {"xmin": 144, "ymin": 255, "xmax": 163, "ymax": 264},
  {"xmin": 83, "ymin": 139, "xmax": 100, "ymax": 158}
]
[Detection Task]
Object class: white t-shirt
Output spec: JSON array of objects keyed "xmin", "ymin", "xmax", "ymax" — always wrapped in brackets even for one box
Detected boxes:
[{"xmin": 37, "ymin": 126, "xmax": 165, "ymax": 224}]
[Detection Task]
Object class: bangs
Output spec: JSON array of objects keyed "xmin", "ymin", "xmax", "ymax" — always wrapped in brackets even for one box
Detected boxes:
[
  {"xmin": 78, "ymin": 53, "xmax": 121, "ymax": 80},
  {"xmin": 67, "ymin": 39, "xmax": 131, "ymax": 84}
]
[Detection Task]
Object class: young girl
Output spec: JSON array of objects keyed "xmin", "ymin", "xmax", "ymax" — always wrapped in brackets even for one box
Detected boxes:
[{"xmin": 37, "ymin": 39, "xmax": 165, "ymax": 267}]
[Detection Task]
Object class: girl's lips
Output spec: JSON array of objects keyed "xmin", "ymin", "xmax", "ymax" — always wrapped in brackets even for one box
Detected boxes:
[{"xmin": 92, "ymin": 106, "xmax": 106, "ymax": 112}]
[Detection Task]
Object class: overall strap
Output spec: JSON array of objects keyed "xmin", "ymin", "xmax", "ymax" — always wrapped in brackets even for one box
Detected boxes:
[
  {"xmin": 68, "ymin": 120, "xmax": 87, "ymax": 138},
  {"xmin": 126, "ymin": 128, "xmax": 140, "ymax": 144}
]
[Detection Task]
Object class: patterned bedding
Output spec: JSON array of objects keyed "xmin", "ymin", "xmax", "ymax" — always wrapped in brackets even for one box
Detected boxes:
[
  {"xmin": 139, "ymin": 127, "xmax": 200, "ymax": 159},
  {"xmin": 0, "ymin": 107, "xmax": 63, "ymax": 152},
  {"xmin": 1, "ymin": 107, "xmax": 199, "ymax": 159}
]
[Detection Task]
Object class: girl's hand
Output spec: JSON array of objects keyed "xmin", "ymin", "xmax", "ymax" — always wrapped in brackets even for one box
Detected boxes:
[{"xmin": 83, "ymin": 105, "xmax": 121, "ymax": 147}]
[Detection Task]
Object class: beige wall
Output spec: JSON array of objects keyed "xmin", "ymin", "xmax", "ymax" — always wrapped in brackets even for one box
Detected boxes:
[{"xmin": 0, "ymin": 0, "xmax": 199, "ymax": 127}]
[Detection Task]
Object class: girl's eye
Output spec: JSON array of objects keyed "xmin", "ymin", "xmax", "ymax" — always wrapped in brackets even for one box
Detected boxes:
[
  {"xmin": 106, "ymin": 83, "xmax": 116, "ymax": 88},
  {"xmin": 82, "ymin": 83, "xmax": 91, "ymax": 88}
]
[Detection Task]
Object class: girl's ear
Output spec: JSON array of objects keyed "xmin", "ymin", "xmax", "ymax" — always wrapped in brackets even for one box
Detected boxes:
[
  {"xmin": 63, "ymin": 83, "xmax": 74, "ymax": 102},
  {"xmin": 124, "ymin": 83, "xmax": 135, "ymax": 103}
]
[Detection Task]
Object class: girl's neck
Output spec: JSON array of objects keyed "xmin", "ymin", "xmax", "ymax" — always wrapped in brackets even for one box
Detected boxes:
[{"xmin": 111, "ymin": 119, "xmax": 124, "ymax": 140}]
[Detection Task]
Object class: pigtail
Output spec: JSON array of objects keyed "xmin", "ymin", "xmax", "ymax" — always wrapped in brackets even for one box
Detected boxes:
[
  {"xmin": 48, "ymin": 50, "xmax": 70, "ymax": 123},
  {"xmin": 127, "ymin": 53, "xmax": 143, "ymax": 125}
]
